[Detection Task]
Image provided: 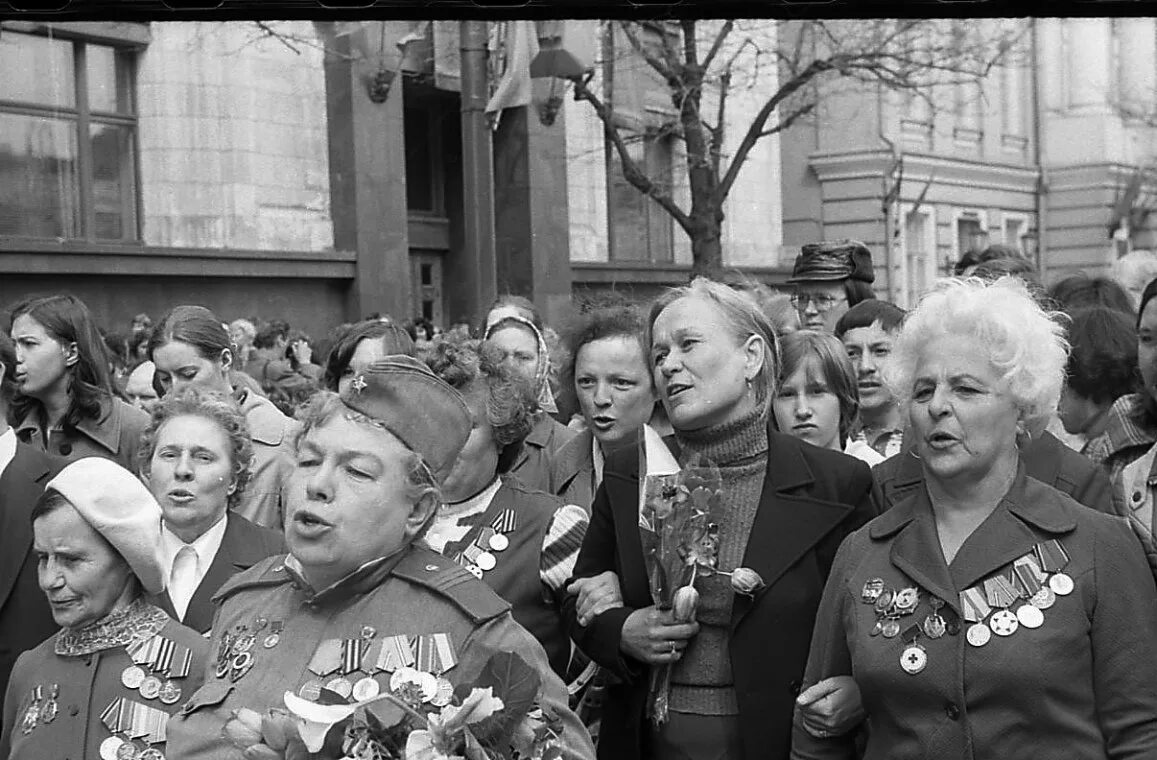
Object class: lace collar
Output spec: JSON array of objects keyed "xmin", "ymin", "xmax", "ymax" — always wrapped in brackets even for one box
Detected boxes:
[{"xmin": 54, "ymin": 598, "xmax": 170, "ymax": 657}]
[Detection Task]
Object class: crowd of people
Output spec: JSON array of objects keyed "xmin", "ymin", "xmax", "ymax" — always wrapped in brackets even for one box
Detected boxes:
[{"xmin": 2, "ymin": 239, "xmax": 1157, "ymax": 760}]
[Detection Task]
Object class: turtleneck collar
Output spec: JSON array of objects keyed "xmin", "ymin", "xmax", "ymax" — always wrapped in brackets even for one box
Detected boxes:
[{"xmin": 675, "ymin": 404, "xmax": 769, "ymax": 467}]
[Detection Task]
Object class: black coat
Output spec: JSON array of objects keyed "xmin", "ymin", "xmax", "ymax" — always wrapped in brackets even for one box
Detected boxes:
[
  {"xmin": 0, "ymin": 444, "xmax": 64, "ymax": 715},
  {"xmin": 562, "ymin": 427, "xmax": 880, "ymax": 760},
  {"xmin": 873, "ymin": 430, "xmax": 1113, "ymax": 514},
  {"xmin": 149, "ymin": 513, "xmax": 285, "ymax": 633}
]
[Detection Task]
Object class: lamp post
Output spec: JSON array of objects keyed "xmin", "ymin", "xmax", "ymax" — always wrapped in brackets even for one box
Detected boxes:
[{"xmin": 460, "ymin": 20, "xmax": 497, "ymax": 318}]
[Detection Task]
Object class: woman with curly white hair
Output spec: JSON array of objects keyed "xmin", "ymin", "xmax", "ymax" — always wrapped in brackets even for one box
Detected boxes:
[{"xmin": 792, "ymin": 277, "xmax": 1157, "ymax": 760}]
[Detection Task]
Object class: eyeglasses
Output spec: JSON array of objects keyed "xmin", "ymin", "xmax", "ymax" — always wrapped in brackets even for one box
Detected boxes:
[{"xmin": 790, "ymin": 293, "xmax": 848, "ymax": 311}]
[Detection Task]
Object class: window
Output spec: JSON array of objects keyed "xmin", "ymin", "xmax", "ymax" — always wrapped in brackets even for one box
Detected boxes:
[
  {"xmin": 954, "ymin": 209, "xmax": 988, "ymax": 263},
  {"xmin": 607, "ymin": 130, "xmax": 673, "ymax": 262},
  {"xmin": 1001, "ymin": 212, "xmax": 1029, "ymax": 253},
  {"xmin": 902, "ymin": 205, "xmax": 938, "ymax": 308},
  {"xmin": 404, "ymin": 106, "xmax": 444, "ymax": 215},
  {"xmin": 1000, "ymin": 62, "xmax": 1028, "ymax": 148},
  {"xmin": 0, "ymin": 30, "xmax": 138, "ymax": 241}
]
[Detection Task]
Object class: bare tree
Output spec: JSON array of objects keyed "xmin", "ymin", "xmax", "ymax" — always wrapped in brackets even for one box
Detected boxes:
[{"xmin": 568, "ymin": 19, "xmax": 1026, "ymax": 278}]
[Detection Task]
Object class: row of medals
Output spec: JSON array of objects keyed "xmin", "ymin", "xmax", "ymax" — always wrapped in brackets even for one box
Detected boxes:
[
  {"xmin": 102, "ymin": 635, "xmax": 193, "ymax": 760},
  {"xmin": 295, "ymin": 627, "xmax": 457, "ymax": 708},
  {"xmin": 861, "ymin": 568, "xmax": 1074, "ymax": 676},
  {"xmin": 214, "ymin": 616, "xmax": 285, "ymax": 682},
  {"xmin": 19, "ymin": 684, "xmax": 60, "ymax": 735},
  {"xmin": 453, "ymin": 525, "xmax": 511, "ymax": 580}
]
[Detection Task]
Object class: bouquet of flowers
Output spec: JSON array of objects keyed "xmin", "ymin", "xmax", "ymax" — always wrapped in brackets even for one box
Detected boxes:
[
  {"xmin": 638, "ymin": 454, "xmax": 723, "ymax": 727},
  {"xmin": 222, "ymin": 650, "xmax": 565, "ymax": 760}
]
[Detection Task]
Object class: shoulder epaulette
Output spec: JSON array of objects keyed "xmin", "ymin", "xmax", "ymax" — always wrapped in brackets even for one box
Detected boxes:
[
  {"xmin": 211, "ymin": 554, "xmax": 292, "ymax": 604},
  {"xmin": 390, "ymin": 548, "xmax": 510, "ymax": 624}
]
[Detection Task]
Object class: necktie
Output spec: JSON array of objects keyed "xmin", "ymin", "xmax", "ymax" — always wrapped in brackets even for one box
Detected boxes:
[{"xmin": 169, "ymin": 545, "xmax": 199, "ymax": 621}]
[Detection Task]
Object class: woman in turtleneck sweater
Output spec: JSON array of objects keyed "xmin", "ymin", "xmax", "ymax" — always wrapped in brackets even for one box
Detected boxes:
[{"xmin": 562, "ymin": 277, "xmax": 879, "ymax": 760}]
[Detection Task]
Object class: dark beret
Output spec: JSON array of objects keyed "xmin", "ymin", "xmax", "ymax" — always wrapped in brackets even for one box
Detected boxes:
[
  {"xmin": 787, "ymin": 240, "xmax": 875, "ymax": 284},
  {"xmin": 341, "ymin": 356, "xmax": 471, "ymax": 484}
]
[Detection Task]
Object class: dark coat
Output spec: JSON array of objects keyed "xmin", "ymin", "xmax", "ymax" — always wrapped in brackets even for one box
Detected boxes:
[
  {"xmin": 563, "ymin": 427, "xmax": 880, "ymax": 760},
  {"xmin": 510, "ymin": 414, "xmax": 577, "ymax": 494},
  {"xmin": 874, "ymin": 430, "xmax": 1113, "ymax": 514},
  {"xmin": 791, "ymin": 468, "xmax": 1157, "ymax": 760},
  {"xmin": 0, "ymin": 443, "xmax": 64, "ymax": 716},
  {"xmin": 550, "ymin": 429, "xmax": 597, "ymax": 513},
  {"xmin": 149, "ymin": 513, "xmax": 285, "ymax": 634},
  {"xmin": 14, "ymin": 394, "xmax": 148, "ymax": 471}
]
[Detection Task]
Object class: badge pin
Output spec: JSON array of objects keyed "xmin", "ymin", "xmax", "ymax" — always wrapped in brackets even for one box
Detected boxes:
[
  {"xmin": 466, "ymin": 564, "xmax": 484, "ymax": 579},
  {"xmin": 861, "ymin": 578, "xmax": 885, "ymax": 604},
  {"xmin": 41, "ymin": 685, "xmax": 59, "ymax": 723},
  {"xmin": 966, "ymin": 622, "xmax": 991, "ymax": 647},
  {"xmin": 922, "ymin": 614, "xmax": 946, "ymax": 639},
  {"xmin": 900, "ymin": 645, "xmax": 927, "ymax": 675},
  {"xmin": 893, "ymin": 587, "xmax": 919, "ymax": 613},
  {"xmin": 262, "ymin": 633, "xmax": 281, "ymax": 649},
  {"xmin": 874, "ymin": 588, "xmax": 895, "ymax": 613},
  {"xmin": 298, "ymin": 680, "xmax": 323, "ymax": 701},
  {"xmin": 989, "ymin": 609, "xmax": 1019, "ymax": 636},
  {"xmin": 868, "ymin": 620, "xmax": 883, "ymax": 637},
  {"xmin": 1049, "ymin": 572, "xmax": 1075, "ymax": 596}
]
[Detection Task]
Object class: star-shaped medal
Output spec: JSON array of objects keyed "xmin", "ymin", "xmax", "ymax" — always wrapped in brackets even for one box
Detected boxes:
[{"xmin": 351, "ymin": 375, "xmax": 367, "ymax": 393}]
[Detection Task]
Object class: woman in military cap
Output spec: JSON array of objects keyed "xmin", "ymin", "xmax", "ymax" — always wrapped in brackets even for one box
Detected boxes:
[
  {"xmin": 164, "ymin": 356, "xmax": 595, "ymax": 760},
  {"xmin": 0, "ymin": 457, "xmax": 209, "ymax": 760}
]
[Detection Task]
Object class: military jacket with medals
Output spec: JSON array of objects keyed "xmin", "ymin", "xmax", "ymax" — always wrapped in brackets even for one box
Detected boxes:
[
  {"xmin": 791, "ymin": 467, "xmax": 1157, "ymax": 760},
  {"xmin": 0, "ymin": 598, "xmax": 209, "ymax": 760},
  {"xmin": 164, "ymin": 544, "xmax": 596, "ymax": 760}
]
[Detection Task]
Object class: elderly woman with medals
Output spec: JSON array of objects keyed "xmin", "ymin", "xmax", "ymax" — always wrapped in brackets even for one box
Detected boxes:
[
  {"xmin": 792, "ymin": 277, "xmax": 1157, "ymax": 760},
  {"xmin": 0, "ymin": 458, "xmax": 209, "ymax": 760},
  {"xmin": 163, "ymin": 356, "xmax": 595, "ymax": 760}
]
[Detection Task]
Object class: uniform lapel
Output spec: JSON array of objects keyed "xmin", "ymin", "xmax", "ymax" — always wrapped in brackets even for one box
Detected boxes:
[
  {"xmin": 731, "ymin": 434, "xmax": 853, "ymax": 629},
  {"xmin": 883, "ymin": 450, "xmax": 925, "ymax": 508},
  {"xmin": 873, "ymin": 487, "xmax": 961, "ymax": 615},
  {"xmin": 0, "ymin": 445, "xmax": 52, "ymax": 612},
  {"xmin": 182, "ymin": 516, "xmax": 251, "ymax": 631}
]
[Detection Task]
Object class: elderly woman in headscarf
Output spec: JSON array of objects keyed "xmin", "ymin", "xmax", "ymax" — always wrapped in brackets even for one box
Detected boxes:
[
  {"xmin": 0, "ymin": 458, "xmax": 210, "ymax": 760},
  {"xmin": 164, "ymin": 356, "xmax": 595, "ymax": 760},
  {"xmin": 792, "ymin": 277, "xmax": 1157, "ymax": 760},
  {"xmin": 482, "ymin": 297, "xmax": 577, "ymax": 493}
]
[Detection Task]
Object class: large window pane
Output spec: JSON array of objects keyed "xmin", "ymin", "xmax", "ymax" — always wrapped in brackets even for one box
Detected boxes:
[
  {"xmin": 404, "ymin": 107, "xmax": 435, "ymax": 212},
  {"xmin": 87, "ymin": 44, "xmax": 131, "ymax": 114},
  {"xmin": 0, "ymin": 114, "xmax": 79, "ymax": 238},
  {"xmin": 0, "ymin": 32, "xmax": 75, "ymax": 108},
  {"xmin": 90, "ymin": 122, "xmax": 134, "ymax": 240}
]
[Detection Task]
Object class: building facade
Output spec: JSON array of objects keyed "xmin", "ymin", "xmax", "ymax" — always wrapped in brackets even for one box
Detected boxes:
[
  {"xmin": 0, "ymin": 18, "xmax": 787, "ymax": 336},
  {"xmin": 780, "ymin": 17, "xmax": 1157, "ymax": 307}
]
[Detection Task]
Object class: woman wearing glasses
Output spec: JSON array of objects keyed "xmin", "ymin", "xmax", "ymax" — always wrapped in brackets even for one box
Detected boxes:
[{"xmin": 787, "ymin": 241, "xmax": 876, "ymax": 333}]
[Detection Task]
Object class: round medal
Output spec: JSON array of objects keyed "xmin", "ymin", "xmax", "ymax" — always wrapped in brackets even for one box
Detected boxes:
[
  {"xmin": 1031, "ymin": 587, "xmax": 1056, "ymax": 610},
  {"xmin": 159, "ymin": 680, "xmax": 182, "ymax": 705},
  {"xmin": 139, "ymin": 676, "xmax": 163, "ymax": 700},
  {"xmin": 430, "ymin": 678, "xmax": 454, "ymax": 707},
  {"xmin": 100, "ymin": 736, "xmax": 125, "ymax": 760},
  {"xmin": 881, "ymin": 621, "xmax": 901, "ymax": 639},
  {"xmin": 489, "ymin": 533, "xmax": 509, "ymax": 552},
  {"xmin": 966, "ymin": 622, "xmax": 991, "ymax": 647},
  {"xmin": 1016, "ymin": 604, "xmax": 1044, "ymax": 629},
  {"xmin": 416, "ymin": 671, "xmax": 438, "ymax": 701},
  {"xmin": 262, "ymin": 633, "xmax": 281, "ymax": 649},
  {"xmin": 989, "ymin": 609, "xmax": 1019, "ymax": 636},
  {"xmin": 352, "ymin": 676, "xmax": 381, "ymax": 701},
  {"xmin": 476, "ymin": 552, "xmax": 497, "ymax": 572},
  {"xmin": 116, "ymin": 741, "xmax": 140, "ymax": 760},
  {"xmin": 1049, "ymin": 572, "xmax": 1075, "ymax": 596},
  {"xmin": 121, "ymin": 665, "xmax": 147, "ymax": 690},
  {"xmin": 900, "ymin": 645, "xmax": 927, "ymax": 675},
  {"xmin": 893, "ymin": 587, "xmax": 919, "ymax": 613},
  {"xmin": 138, "ymin": 749, "xmax": 165, "ymax": 760},
  {"xmin": 325, "ymin": 677, "xmax": 353, "ymax": 700},
  {"xmin": 298, "ymin": 680, "xmax": 323, "ymax": 701}
]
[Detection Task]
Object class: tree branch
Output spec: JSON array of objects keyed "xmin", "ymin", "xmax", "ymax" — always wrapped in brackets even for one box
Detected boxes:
[
  {"xmin": 571, "ymin": 74, "xmax": 693, "ymax": 233},
  {"xmin": 618, "ymin": 21, "xmax": 678, "ymax": 85},
  {"xmin": 701, "ymin": 20, "xmax": 734, "ymax": 73}
]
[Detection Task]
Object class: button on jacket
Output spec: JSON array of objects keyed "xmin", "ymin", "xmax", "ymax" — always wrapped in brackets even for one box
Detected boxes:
[
  {"xmin": 14, "ymin": 394, "xmax": 148, "ymax": 471},
  {"xmin": 164, "ymin": 547, "xmax": 596, "ymax": 760},
  {"xmin": 792, "ymin": 468, "xmax": 1157, "ymax": 760}
]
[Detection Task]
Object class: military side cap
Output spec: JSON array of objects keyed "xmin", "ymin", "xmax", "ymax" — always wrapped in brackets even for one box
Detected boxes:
[
  {"xmin": 341, "ymin": 356, "xmax": 471, "ymax": 484},
  {"xmin": 787, "ymin": 239, "xmax": 875, "ymax": 284}
]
